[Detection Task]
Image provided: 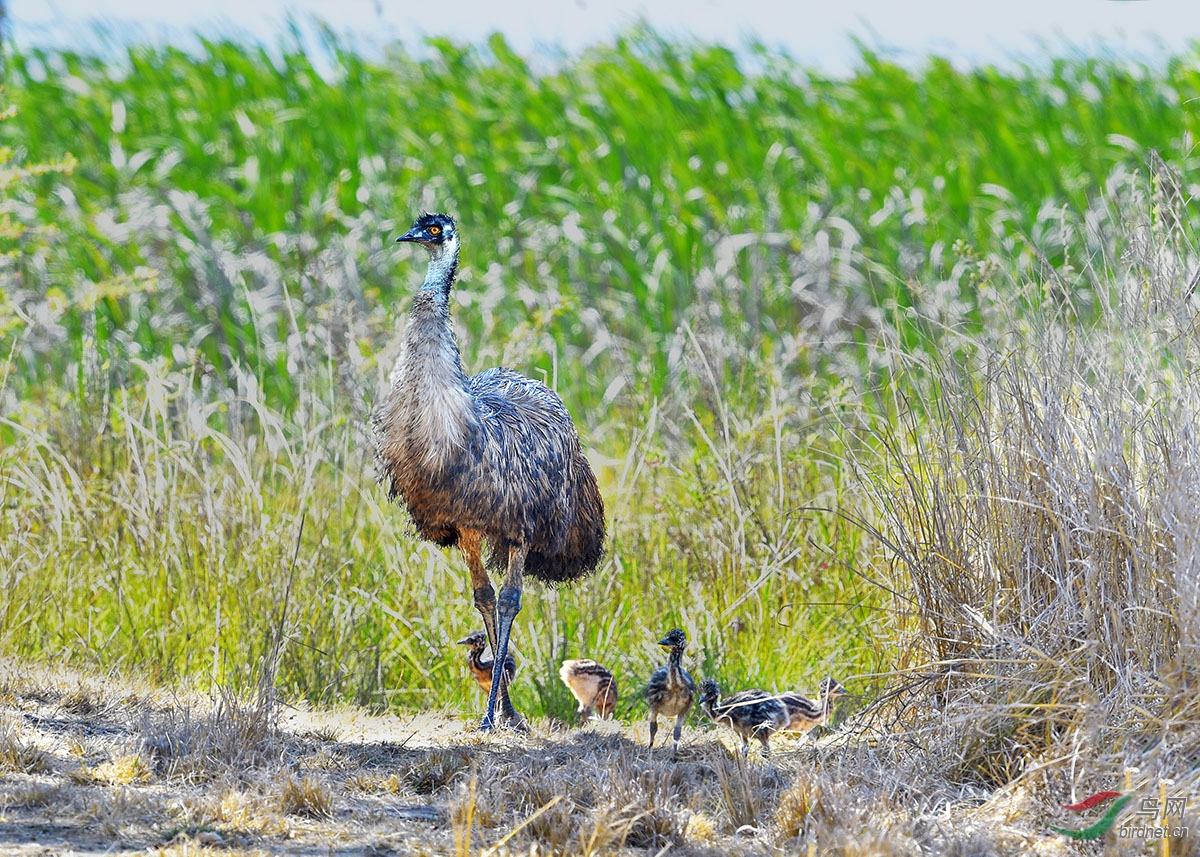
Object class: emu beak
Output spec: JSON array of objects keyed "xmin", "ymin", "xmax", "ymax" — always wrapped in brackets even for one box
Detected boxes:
[{"xmin": 396, "ymin": 228, "xmax": 420, "ymax": 244}]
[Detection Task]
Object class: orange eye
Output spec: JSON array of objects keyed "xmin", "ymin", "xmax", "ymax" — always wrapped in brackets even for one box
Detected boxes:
[{"xmin": 429, "ymin": 225, "xmax": 442, "ymax": 236}]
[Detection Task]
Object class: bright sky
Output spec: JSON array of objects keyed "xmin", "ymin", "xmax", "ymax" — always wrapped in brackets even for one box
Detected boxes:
[{"xmin": 13, "ymin": 0, "xmax": 1200, "ymax": 73}]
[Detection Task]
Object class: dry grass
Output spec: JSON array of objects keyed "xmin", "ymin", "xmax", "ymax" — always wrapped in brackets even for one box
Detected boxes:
[
  {"xmin": 0, "ymin": 719, "xmax": 51, "ymax": 774},
  {"xmin": 0, "ymin": 661, "xmax": 1098, "ymax": 856},
  {"xmin": 833, "ymin": 162, "xmax": 1200, "ymax": 851},
  {"xmin": 69, "ymin": 752, "xmax": 151, "ymax": 785},
  {"xmin": 275, "ymin": 774, "xmax": 335, "ymax": 818}
]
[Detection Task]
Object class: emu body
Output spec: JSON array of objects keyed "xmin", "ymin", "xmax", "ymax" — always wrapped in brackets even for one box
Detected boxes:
[
  {"xmin": 374, "ymin": 212, "xmax": 606, "ymax": 730},
  {"xmin": 779, "ymin": 677, "xmax": 847, "ymax": 734},
  {"xmin": 458, "ymin": 630, "xmax": 516, "ymax": 699},
  {"xmin": 645, "ymin": 629, "xmax": 695, "ymax": 754},
  {"xmin": 559, "ymin": 659, "xmax": 617, "ymax": 722},
  {"xmin": 699, "ymin": 679, "xmax": 789, "ymax": 758}
]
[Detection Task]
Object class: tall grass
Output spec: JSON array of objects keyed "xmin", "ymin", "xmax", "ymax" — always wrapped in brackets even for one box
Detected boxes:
[
  {"xmin": 849, "ymin": 159, "xmax": 1200, "ymax": 799},
  {"xmin": 5, "ymin": 32, "xmax": 1200, "ymax": 415},
  {"xmin": 0, "ymin": 306, "xmax": 882, "ymax": 714}
]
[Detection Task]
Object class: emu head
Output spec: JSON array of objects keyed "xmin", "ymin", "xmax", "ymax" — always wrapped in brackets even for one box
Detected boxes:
[
  {"xmin": 820, "ymin": 677, "xmax": 848, "ymax": 700},
  {"xmin": 456, "ymin": 630, "xmax": 487, "ymax": 652},
  {"xmin": 397, "ymin": 212, "xmax": 460, "ymax": 292},
  {"xmin": 397, "ymin": 211, "xmax": 457, "ymax": 249},
  {"xmin": 657, "ymin": 628, "xmax": 687, "ymax": 651}
]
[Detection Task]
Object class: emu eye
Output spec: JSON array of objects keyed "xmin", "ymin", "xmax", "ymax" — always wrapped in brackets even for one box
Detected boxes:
[{"xmin": 429, "ymin": 225, "xmax": 442, "ymax": 236}]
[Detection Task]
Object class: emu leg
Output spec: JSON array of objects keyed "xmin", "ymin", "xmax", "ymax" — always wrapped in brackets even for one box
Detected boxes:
[
  {"xmin": 494, "ymin": 664, "xmax": 524, "ymax": 730},
  {"xmin": 484, "ymin": 543, "xmax": 526, "ymax": 731},
  {"xmin": 460, "ymin": 531, "xmax": 520, "ymax": 730},
  {"xmin": 672, "ymin": 713, "xmax": 686, "ymax": 755},
  {"xmin": 648, "ymin": 716, "xmax": 658, "ymax": 748},
  {"xmin": 459, "ymin": 531, "xmax": 497, "ymax": 650}
]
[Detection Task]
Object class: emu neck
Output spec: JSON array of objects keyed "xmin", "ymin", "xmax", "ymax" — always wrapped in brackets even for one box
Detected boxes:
[
  {"xmin": 392, "ymin": 238, "xmax": 474, "ymax": 470},
  {"xmin": 402, "ymin": 290, "xmax": 468, "ymax": 385},
  {"xmin": 667, "ymin": 648, "xmax": 686, "ymax": 684},
  {"xmin": 403, "ymin": 234, "xmax": 467, "ymax": 385},
  {"xmin": 421, "ymin": 238, "xmax": 459, "ymax": 299}
]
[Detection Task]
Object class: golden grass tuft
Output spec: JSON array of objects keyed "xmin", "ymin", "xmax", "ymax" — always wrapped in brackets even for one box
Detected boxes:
[
  {"xmin": 0, "ymin": 780, "xmax": 63, "ymax": 808},
  {"xmin": 713, "ymin": 752, "xmax": 765, "ymax": 830},
  {"xmin": 773, "ymin": 773, "xmax": 820, "ymax": 839},
  {"xmin": 449, "ymin": 771, "xmax": 482, "ymax": 857},
  {"xmin": 214, "ymin": 787, "xmax": 267, "ymax": 829},
  {"xmin": 683, "ymin": 811, "xmax": 717, "ymax": 843},
  {"xmin": 141, "ymin": 686, "xmax": 283, "ymax": 782},
  {"xmin": 601, "ymin": 766, "xmax": 686, "ymax": 851},
  {"xmin": 275, "ymin": 773, "xmax": 335, "ymax": 818},
  {"xmin": 70, "ymin": 752, "xmax": 151, "ymax": 785},
  {"xmin": 346, "ymin": 771, "xmax": 406, "ymax": 794},
  {"xmin": 572, "ymin": 804, "xmax": 630, "ymax": 857}
]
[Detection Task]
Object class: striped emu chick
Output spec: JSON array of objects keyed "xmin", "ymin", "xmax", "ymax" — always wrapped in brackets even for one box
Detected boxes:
[
  {"xmin": 779, "ymin": 677, "xmax": 848, "ymax": 735},
  {"xmin": 559, "ymin": 659, "xmax": 617, "ymax": 722},
  {"xmin": 698, "ymin": 679, "xmax": 789, "ymax": 758},
  {"xmin": 457, "ymin": 630, "xmax": 516, "ymax": 697},
  {"xmin": 374, "ymin": 213, "xmax": 606, "ymax": 732},
  {"xmin": 645, "ymin": 629, "xmax": 695, "ymax": 754}
]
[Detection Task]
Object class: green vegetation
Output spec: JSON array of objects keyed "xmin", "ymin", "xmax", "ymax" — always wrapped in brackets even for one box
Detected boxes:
[
  {"xmin": 7, "ymin": 32, "xmax": 1200, "ymax": 409},
  {"xmin": 1, "ymin": 28, "xmax": 1198, "ymax": 794}
]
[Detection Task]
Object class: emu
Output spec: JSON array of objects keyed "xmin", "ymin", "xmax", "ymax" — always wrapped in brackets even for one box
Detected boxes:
[
  {"xmin": 374, "ymin": 212, "xmax": 606, "ymax": 731},
  {"xmin": 645, "ymin": 628, "xmax": 695, "ymax": 754},
  {"xmin": 458, "ymin": 629, "xmax": 517, "ymax": 703},
  {"xmin": 698, "ymin": 679, "xmax": 789, "ymax": 758},
  {"xmin": 559, "ymin": 658, "xmax": 618, "ymax": 723},
  {"xmin": 779, "ymin": 677, "xmax": 848, "ymax": 735}
]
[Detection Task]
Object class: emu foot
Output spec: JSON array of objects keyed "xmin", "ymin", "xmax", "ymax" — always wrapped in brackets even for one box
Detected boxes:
[
  {"xmin": 478, "ymin": 711, "xmax": 528, "ymax": 733},
  {"xmin": 502, "ymin": 709, "xmax": 529, "ymax": 733}
]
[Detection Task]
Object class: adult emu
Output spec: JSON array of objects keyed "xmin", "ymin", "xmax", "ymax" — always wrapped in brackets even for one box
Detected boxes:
[{"xmin": 374, "ymin": 212, "xmax": 606, "ymax": 730}]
